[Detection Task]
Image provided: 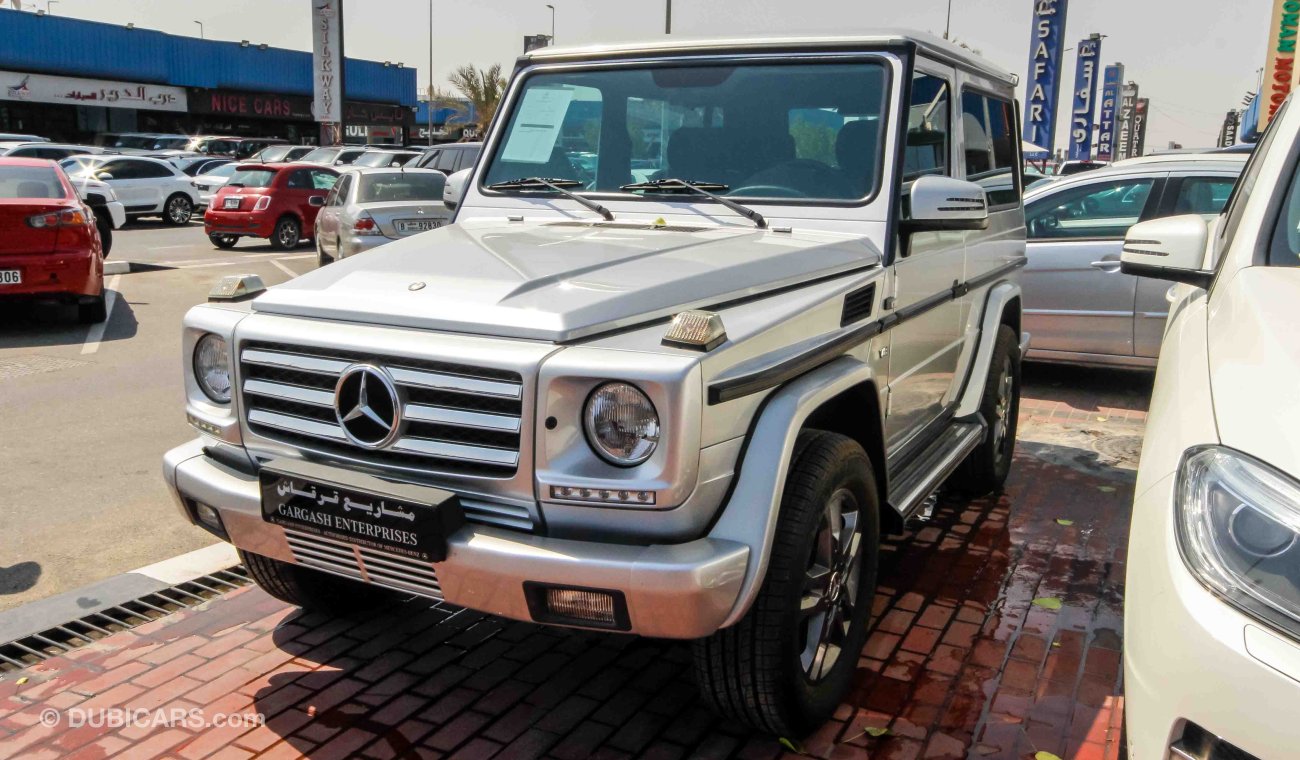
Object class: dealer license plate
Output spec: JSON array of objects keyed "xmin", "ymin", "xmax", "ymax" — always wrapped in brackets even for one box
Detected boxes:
[
  {"xmin": 223, "ymin": 196, "xmax": 241, "ymax": 209},
  {"xmin": 0, "ymin": 270, "xmax": 21, "ymax": 286},
  {"xmin": 260, "ymin": 470, "xmax": 463, "ymax": 563},
  {"xmin": 396, "ymin": 218, "xmax": 442, "ymax": 234}
]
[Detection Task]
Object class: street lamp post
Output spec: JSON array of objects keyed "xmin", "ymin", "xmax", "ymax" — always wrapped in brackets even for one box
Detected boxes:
[
  {"xmin": 944, "ymin": 0, "xmax": 952, "ymax": 39},
  {"xmin": 427, "ymin": 0, "xmax": 434, "ymax": 145},
  {"xmin": 665, "ymin": 0, "xmax": 671, "ymax": 34},
  {"xmin": 546, "ymin": 4, "xmax": 555, "ymax": 45},
  {"xmin": 46, "ymin": 0, "xmax": 57, "ymax": 14},
  {"xmin": 193, "ymin": 20, "xmax": 204, "ymax": 40}
]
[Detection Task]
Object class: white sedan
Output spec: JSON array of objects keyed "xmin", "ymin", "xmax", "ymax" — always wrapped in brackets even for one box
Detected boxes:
[
  {"xmin": 191, "ymin": 163, "xmax": 238, "ymax": 209},
  {"xmin": 1121, "ymin": 96, "xmax": 1300, "ymax": 759},
  {"xmin": 61, "ymin": 155, "xmax": 201, "ymax": 225}
]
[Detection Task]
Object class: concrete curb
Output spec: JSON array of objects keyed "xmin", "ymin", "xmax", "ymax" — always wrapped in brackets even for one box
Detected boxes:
[
  {"xmin": 103, "ymin": 260, "xmax": 131, "ymax": 275},
  {"xmin": 0, "ymin": 543, "xmax": 239, "ymax": 645}
]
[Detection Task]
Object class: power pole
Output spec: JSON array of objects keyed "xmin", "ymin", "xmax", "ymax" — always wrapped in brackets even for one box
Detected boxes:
[
  {"xmin": 428, "ymin": 0, "xmax": 434, "ymax": 145},
  {"xmin": 665, "ymin": 0, "xmax": 671, "ymax": 34}
]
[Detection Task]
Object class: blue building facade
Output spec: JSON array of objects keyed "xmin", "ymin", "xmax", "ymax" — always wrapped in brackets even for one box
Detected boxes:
[{"xmin": 0, "ymin": 8, "xmax": 419, "ymax": 144}]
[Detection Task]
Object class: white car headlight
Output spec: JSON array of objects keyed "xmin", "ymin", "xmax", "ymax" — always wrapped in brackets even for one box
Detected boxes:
[
  {"xmin": 1177, "ymin": 446, "xmax": 1300, "ymax": 634},
  {"xmin": 583, "ymin": 382, "xmax": 660, "ymax": 466},
  {"xmin": 193, "ymin": 334, "xmax": 232, "ymax": 403}
]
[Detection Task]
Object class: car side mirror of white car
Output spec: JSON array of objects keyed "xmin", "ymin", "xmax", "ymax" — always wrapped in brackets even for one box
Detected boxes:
[
  {"xmin": 444, "ymin": 168, "xmax": 470, "ymax": 211},
  {"xmin": 903, "ymin": 175, "xmax": 990, "ymax": 232},
  {"xmin": 1120, "ymin": 214, "xmax": 1213, "ymax": 289}
]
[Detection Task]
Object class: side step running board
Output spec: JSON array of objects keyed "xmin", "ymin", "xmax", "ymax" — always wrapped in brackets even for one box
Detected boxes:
[{"xmin": 886, "ymin": 420, "xmax": 985, "ymax": 519}]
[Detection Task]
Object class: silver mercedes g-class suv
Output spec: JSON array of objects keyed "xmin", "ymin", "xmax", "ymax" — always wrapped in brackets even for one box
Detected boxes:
[{"xmin": 164, "ymin": 31, "xmax": 1027, "ymax": 735}]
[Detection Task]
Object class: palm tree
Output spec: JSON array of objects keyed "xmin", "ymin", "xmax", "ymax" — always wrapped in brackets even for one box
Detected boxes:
[{"xmin": 448, "ymin": 63, "xmax": 507, "ymax": 134}]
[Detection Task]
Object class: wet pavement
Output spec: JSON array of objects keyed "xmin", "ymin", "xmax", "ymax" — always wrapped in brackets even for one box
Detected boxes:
[{"xmin": 0, "ymin": 366, "xmax": 1145, "ymax": 760}]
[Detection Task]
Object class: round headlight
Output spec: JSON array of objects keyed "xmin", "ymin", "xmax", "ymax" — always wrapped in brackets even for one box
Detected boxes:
[
  {"xmin": 194, "ymin": 334, "xmax": 232, "ymax": 403},
  {"xmin": 583, "ymin": 382, "xmax": 660, "ymax": 466}
]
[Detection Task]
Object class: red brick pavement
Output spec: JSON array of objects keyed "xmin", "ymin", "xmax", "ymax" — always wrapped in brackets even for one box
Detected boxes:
[{"xmin": 0, "ymin": 375, "xmax": 1140, "ymax": 760}]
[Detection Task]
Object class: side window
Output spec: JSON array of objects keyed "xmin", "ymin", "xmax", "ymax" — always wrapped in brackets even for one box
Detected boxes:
[
  {"xmin": 961, "ymin": 90, "xmax": 1020, "ymax": 207},
  {"xmin": 420, "ymin": 150, "xmax": 442, "ymax": 169},
  {"xmin": 311, "ymin": 170, "xmax": 339, "ymax": 190},
  {"xmin": 436, "ymin": 150, "xmax": 460, "ymax": 173},
  {"xmin": 1220, "ymin": 99, "xmax": 1289, "ymax": 259},
  {"xmin": 286, "ymin": 170, "xmax": 313, "ymax": 189},
  {"xmin": 101, "ymin": 160, "xmax": 140, "ymax": 180},
  {"xmin": 326, "ymin": 174, "xmax": 350, "ymax": 205},
  {"xmin": 1026, "ymin": 178, "xmax": 1156, "ymax": 240},
  {"xmin": 137, "ymin": 161, "xmax": 175, "ymax": 179},
  {"xmin": 1171, "ymin": 176, "xmax": 1236, "ymax": 219},
  {"xmin": 904, "ymin": 72, "xmax": 950, "ymax": 181}
]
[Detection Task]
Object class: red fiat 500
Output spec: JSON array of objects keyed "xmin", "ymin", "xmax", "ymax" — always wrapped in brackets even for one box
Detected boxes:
[
  {"xmin": 204, "ymin": 162, "xmax": 338, "ymax": 251},
  {"xmin": 0, "ymin": 157, "xmax": 106, "ymax": 323}
]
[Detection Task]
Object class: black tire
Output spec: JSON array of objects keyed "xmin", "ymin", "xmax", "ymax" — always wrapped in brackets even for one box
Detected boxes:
[
  {"xmin": 694, "ymin": 430, "xmax": 880, "ymax": 737},
  {"xmin": 950, "ymin": 324, "xmax": 1021, "ymax": 495},
  {"xmin": 77, "ymin": 294, "xmax": 107, "ymax": 324},
  {"xmin": 163, "ymin": 193, "xmax": 194, "ymax": 225},
  {"xmin": 209, "ymin": 233, "xmax": 239, "ymax": 249},
  {"xmin": 239, "ymin": 549, "xmax": 397, "ymax": 615},
  {"xmin": 271, "ymin": 217, "xmax": 301, "ymax": 250},
  {"xmin": 93, "ymin": 211, "xmax": 113, "ymax": 257}
]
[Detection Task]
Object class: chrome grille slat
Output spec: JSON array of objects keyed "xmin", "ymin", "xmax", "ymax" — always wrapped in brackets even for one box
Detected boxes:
[
  {"xmin": 462, "ymin": 499, "xmax": 534, "ymax": 531},
  {"xmin": 245, "ymin": 379, "xmax": 334, "ymax": 407},
  {"xmin": 285, "ymin": 529, "xmax": 443, "ymax": 600},
  {"xmin": 240, "ymin": 341, "xmax": 524, "ymax": 481}
]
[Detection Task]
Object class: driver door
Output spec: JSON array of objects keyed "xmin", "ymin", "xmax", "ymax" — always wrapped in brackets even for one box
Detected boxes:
[{"xmin": 1022, "ymin": 174, "xmax": 1165, "ymax": 358}]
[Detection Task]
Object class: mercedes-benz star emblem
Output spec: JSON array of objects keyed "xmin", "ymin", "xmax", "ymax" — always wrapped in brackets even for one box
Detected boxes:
[{"xmin": 334, "ymin": 364, "xmax": 403, "ymax": 449}]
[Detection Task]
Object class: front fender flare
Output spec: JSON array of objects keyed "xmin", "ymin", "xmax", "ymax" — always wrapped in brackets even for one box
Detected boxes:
[
  {"xmin": 955, "ymin": 281, "xmax": 1023, "ymax": 418},
  {"xmin": 709, "ymin": 355, "xmax": 878, "ymax": 629}
]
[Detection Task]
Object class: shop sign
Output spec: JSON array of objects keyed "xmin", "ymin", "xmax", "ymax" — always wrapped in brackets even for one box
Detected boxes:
[
  {"xmin": 1095, "ymin": 64, "xmax": 1124, "ymax": 162},
  {"xmin": 0, "ymin": 69, "xmax": 187, "ymax": 112},
  {"xmin": 1021, "ymin": 0, "xmax": 1070, "ymax": 159},
  {"xmin": 1067, "ymin": 35, "xmax": 1103, "ymax": 161},
  {"xmin": 312, "ymin": 0, "xmax": 343, "ymax": 124},
  {"xmin": 189, "ymin": 89, "xmax": 313, "ymax": 120}
]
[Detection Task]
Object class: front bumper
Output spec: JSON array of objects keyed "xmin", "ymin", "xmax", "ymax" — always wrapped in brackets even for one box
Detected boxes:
[
  {"xmin": 0, "ymin": 250, "xmax": 101, "ymax": 300},
  {"xmin": 1124, "ymin": 472, "xmax": 1300, "ymax": 759},
  {"xmin": 104, "ymin": 201, "xmax": 126, "ymax": 229},
  {"xmin": 163, "ymin": 440, "xmax": 749, "ymax": 639}
]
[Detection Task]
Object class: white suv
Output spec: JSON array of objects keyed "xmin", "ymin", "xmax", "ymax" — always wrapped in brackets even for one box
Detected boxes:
[
  {"xmin": 64, "ymin": 155, "xmax": 201, "ymax": 225},
  {"xmin": 1122, "ymin": 97, "xmax": 1300, "ymax": 758}
]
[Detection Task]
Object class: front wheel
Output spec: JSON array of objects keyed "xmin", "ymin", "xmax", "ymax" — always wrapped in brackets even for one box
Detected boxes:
[
  {"xmin": 163, "ymin": 194, "xmax": 194, "ymax": 225},
  {"xmin": 694, "ymin": 430, "xmax": 880, "ymax": 736},
  {"xmin": 94, "ymin": 211, "xmax": 113, "ymax": 256},
  {"xmin": 950, "ymin": 324, "xmax": 1021, "ymax": 494},
  {"xmin": 317, "ymin": 241, "xmax": 334, "ymax": 267},
  {"xmin": 271, "ymin": 217, "xmax": 300, "ymax": 250},
  {"xmin": 239, "ymin": 549, "xmax": 398, "ymax": 615}
]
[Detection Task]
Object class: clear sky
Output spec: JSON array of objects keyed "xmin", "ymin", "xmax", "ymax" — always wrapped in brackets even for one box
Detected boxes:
[{"xmin": 21, "ymin": 0, "xmax": 1272, "ymax": 151}]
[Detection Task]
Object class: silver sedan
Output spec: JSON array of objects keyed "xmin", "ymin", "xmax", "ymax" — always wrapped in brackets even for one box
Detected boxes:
[
  {"xmin": 313, "ymin": 167, "xmax": 451, "ymax": 265},
  {"xmin": 1021, "ymin": 154, "xmax": 1245, "ymax": 368}
]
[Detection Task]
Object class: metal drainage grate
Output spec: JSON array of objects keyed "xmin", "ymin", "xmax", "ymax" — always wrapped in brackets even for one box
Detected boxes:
[{"xmin": 0, "ymin": 566, "xmax": 251, "ymax": 673}]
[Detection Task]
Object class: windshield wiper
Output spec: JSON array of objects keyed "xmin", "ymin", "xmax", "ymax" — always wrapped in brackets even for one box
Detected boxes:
[
  {"xmin": 487, "ymin": 177, "xmax": 614, "ymax": 221},
  {"xmin": 620, "ymin": 178, "xmax": 766, "ymax": 229}
]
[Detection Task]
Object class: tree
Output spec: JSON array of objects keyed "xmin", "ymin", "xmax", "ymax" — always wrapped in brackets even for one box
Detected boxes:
[{"xmin": 448, "ymin": 63, "xmax": 507, "ymax": 133}]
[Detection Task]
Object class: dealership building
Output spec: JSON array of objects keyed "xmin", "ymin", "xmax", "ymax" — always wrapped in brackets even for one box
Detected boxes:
[{"xmin": 0, "ymin": 8, "xmax": 418, "ymax": 145}]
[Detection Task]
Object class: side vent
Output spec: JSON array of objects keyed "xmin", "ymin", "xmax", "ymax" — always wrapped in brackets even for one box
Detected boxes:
[{"xmin": 840, "ymin": 282, "xmax": 877, "ymax": 327}]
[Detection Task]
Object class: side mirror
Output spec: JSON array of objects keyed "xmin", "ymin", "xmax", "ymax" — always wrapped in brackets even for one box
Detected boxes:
[
  {"xmin": 444, "ymin": 168, "xmax": 470, "ymax": 211},
  {"xmin": 95, "ymin": 172, "xmax": 114, "ymax": 181},
  {"xmin": 903, "ymin": 176, "xmax": 990, "ymax": 232},
  {"xmin": 308, "ymin": 196, "xmax": 326, "ymax": 207},
  {"xmin": 1120, "ymin": 214, "xmax": 1213, "ymax": 289}
]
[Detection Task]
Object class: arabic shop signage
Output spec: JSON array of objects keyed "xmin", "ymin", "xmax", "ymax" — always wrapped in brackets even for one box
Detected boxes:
[
  {"xmin": 312, "ymin": 0, "xmax": 344, "ymax": 124},
  {"xmin": 1095, "ymin": 64, "xmax": 1124, "ymax": 162},
  {"xmin": 1116, "ymin": 82, "xmax": 1139, "ymax": 160},
  {"xmin": 1021, "ymin": 0, "xmax": 1070, "ymax": 159},
  {"xmin": 0, "ymin": 70, "xmax": 187, "ymax": 112},
  {"xmin": 1067, "ymin": 35, "xmax": 1103, "ymax": 161},
  {"xmin": 1219, "ymin": 110, "xmax": 1240, "ymax": 147},
  {"xmin": 1264, "ymin": 0, "xmax": 1300, "ymax": 128},
  {"xmin": 188, "ymin": 89, "xmax": 314, "ymax": 120}
]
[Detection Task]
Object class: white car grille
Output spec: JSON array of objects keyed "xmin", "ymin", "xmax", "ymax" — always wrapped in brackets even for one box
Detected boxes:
[
  {"xmin": 239, "ymin": 341, "xmax": 524, "ymax": 478},
  {"xmin": 283, "ymin": 528, "xmax": 443, "ymax": 599}
]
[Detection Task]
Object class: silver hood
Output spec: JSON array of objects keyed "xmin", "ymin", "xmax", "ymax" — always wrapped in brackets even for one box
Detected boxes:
[{"xmin": 254, "ymin": 218, "xmax": 882, "ymax": 342}]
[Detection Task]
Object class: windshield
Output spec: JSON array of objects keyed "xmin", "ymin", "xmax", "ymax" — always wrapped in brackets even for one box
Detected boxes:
[
  {"xmin": 301, "ymin": 147, "xmax": 340, "ymax": 164},
  {"xmin": 482, "ymin": 61, "xmax": 889, "ymax": 202},
  {"xmin": 255, "ymin": 145, "xmax": 293, "ymax": 162},
  {"xmin": 60, "ymin": 155, "xmax": 103, "ymax": 174},
  {"xmin": 152, "ymin": 137, "xmax": 189, "ymax": 150},
  {"xmin": 226, "ymin": 168, "xmax": 278, "ymax": 188},
  {"xmin": 112, "ymin": 135, "xmax": 156, "ymax": 149},
  {"xmin": 356, "ymin": 172, "xmax": 446, "ymax": 203},
  {"xmin": 0, "ymin": 165, "xmax": 67, "ymax": 199}
]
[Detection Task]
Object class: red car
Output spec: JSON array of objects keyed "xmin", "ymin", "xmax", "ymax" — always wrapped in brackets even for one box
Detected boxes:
[
  {"xmin": 204, "ymin": 163, "xmax": 339, "ymax": 250},
  {"xmin": 0, "ymin": 157, "xmax": 106, "ymax": 323}
]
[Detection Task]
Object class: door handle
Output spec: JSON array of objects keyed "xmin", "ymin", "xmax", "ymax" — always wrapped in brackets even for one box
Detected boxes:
[{"xmin": 1090, "ymin": 260, "xmax": 1122, "ymax": 272}]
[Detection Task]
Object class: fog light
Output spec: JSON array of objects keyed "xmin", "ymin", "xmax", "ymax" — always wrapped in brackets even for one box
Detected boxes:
[
  {"xmin": 195, "ymin": 502, "xmax": 221, "ymax": 529},
  {"xmin": 524, "ymin": 583, "xmax": 629, "ymax": 630}
]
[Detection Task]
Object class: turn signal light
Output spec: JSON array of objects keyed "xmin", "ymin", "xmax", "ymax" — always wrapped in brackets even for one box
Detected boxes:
[
  {"xmin": 662, "ymin": 309, "xmax": 726, "ymax": 351},
  {"xmin": 353, "ymin": 213, "xmax": 380, "ymax": 235},
  {"xmin": 28, "ymin": 208, "xmax": 89, "ymax": 228}
]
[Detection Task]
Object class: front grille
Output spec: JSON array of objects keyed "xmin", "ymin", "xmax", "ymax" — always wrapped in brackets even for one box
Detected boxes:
[
  {"xmin": 284, "ymin": 528, "xmax": 443, "ymax": 599},
  {"xmin": 240, "ymin": 341, "xmax": 524, "ymax": 478}
]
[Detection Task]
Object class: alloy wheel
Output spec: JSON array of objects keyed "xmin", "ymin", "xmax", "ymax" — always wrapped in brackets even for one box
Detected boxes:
[
  {"xmin": 799, "ymin": 487, "xmax": 863, "ymax": 682},
  {"xmin": 992, "ymin": 356, "xmax": 1014, "ymax": 454},
  {"xmin": 168, "ymin": 196, "xmax": 192, "ymax": 224}
]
